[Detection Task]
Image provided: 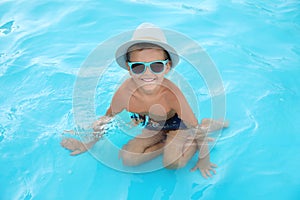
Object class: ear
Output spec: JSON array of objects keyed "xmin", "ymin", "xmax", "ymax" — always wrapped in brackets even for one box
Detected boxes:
[
  {"xmin": 126, "ymin": 62, "xmax": 132, "ymax": 75},
  {"xmin": 164, "ymin": 60, "xmax": 172, "ymax": 74}
]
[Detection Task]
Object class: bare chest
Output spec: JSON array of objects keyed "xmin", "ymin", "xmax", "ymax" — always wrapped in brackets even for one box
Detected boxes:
[{"xmin": 127, "ymin": 95, "xmax": 172, "ymax": 120}]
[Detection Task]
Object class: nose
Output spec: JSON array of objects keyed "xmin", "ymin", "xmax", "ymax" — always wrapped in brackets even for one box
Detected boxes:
[{"xmin": 143, "ymin": 66, "xmax": 152, "ymax": 75}]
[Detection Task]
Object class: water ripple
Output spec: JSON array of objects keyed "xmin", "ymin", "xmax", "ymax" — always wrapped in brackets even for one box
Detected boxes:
[
  {"xmin": 128, "ymin": 0, "xmax": 217, "ymax": 14},
  {"xmin": 0, "ymin": 20, "xmax": 16, "ymax": 35},
  {"xmin": 0, "ymin": 124, "xmax": 5, "ymax": 142}
]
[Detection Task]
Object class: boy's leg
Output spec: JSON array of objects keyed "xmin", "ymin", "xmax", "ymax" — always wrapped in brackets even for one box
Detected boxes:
[
  {"xmin": 163, "ymin": 130, "xmax": 197, "ymax": 169},
  {"xmin": 119, "ymin": 129, "xmax": 166, "ymax": 166},
  {"xmin": 163, "ymin": 119, "xmax": 228, "ymax": 169}
]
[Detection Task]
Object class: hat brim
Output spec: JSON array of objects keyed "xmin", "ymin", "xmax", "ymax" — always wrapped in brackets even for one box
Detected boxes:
[{"xmin": 115, "ymin": 40, "xmax": 179, "ymax": 70}]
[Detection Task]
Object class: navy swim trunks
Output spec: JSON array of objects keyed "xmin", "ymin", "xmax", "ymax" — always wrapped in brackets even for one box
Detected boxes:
[{"xmin": 130, "ymin": 112, "xmax": 187, "ymax": 131}]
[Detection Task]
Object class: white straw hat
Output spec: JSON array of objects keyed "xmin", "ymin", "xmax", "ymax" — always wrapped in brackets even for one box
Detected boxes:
[{"xmin": 115, "ymin": 23, "xmax": 179, "ymax": 69}]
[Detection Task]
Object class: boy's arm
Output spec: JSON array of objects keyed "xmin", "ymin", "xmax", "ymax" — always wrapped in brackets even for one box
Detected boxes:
[
  {"xmin": 191, "ymin": 120, "xmax": 228, "ymax": 178},
  {"xmin": 191, "ymin": 138, "xmax": 217, "ymax": 178},
  {"xmin": 61, "ymin": 81, "xmax": 129, "ymax": 156},
  {"xmin": 165, "ymin": 80, "xmax": 220, "ymax": 177},
  {"xmin": 93, "ymin": 82, "xmax": 128, "ymax": 130}
]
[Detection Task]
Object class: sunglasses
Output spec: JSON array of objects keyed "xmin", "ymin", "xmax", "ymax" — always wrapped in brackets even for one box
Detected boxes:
[{"xmin": 127, "ymin": 59, "xmax": 169, "ymax": 75}]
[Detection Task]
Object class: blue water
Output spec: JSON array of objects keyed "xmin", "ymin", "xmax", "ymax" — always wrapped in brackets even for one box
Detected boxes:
[{"xmin": 1, "ymin": 0, "xmax": 300, "ymax": 199}]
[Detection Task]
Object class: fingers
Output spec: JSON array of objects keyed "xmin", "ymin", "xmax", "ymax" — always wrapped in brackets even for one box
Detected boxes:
[
  {"xmin": 191, "ymin": 165, "xmax": 217, "ymax": 178},
  {"xmin": 210, "ymin": 163, "xmax": 218, "ymax": 168},
  {"xmin": 222, "ymin": 120, "xmax": 229, "ymax": 128},
  {"xmin": 200, "ymin": 169, "xmax": 208, "ymax": 179},
  {"xmin": 61, "ymin": 138, "xmax": 89, "ymax": 156},
  {"xmin": 210, "ymin": 168, "xmax": 217, "ymax": 175},
  {"xmin": 205, "ymin": 169, "xmax": 212, "ymax": 177},
  {"xmin": 190, "ymin": 165, "xmax": 197, "ymax": 172},
  {"xmin": 70, "ymin": 150, "xmax": 82, "ymax": 156},
  {"xmin": 205, "ymin": 163, "xmax": 217, "ymax": 177},
  {"xmin": 61, "ymin": 138, "xmax": 83, "ymax": 150},
  {"xmin": 60, "ymin": 139, "xmax": 67, "ymax": 147},
  {"xmin": 201, "ymin": 168, "xmax": 216, "ymax": 178},
  {"xmin": 69, "ymin": 146, "xmax": 88, "ymax": 156},
  {"xmin": 60, "ymin": 138, "xmax": 75, "ymax": 150}
]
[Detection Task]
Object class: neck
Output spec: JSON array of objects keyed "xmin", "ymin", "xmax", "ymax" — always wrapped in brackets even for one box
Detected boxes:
[
  {"xmin": 140, "ymin": 86, "xmax": 160, "ymax": 96},
  {"xmin": 136, "ymin": 83, "xmax": 162, "ymax": 97}
]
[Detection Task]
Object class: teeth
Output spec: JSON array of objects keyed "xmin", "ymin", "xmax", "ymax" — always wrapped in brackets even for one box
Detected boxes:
[{"xmin": 142, "ymin": 78, "xmax": 155, "ymax": 82}]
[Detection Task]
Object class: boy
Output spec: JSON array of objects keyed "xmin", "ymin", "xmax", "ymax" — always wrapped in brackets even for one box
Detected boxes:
[{"xmin": 61, "ymin": 23, "xmax": 228, "ymax": 178}]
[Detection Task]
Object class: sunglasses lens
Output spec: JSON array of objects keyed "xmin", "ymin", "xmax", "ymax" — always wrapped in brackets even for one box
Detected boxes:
[
  {"xmin": 150, "ymin": 62, "xmax": 165, "ymax": 73},
  {"xmin": 131, "ymin": 63, "xmax": 145, "ymax": 74}
]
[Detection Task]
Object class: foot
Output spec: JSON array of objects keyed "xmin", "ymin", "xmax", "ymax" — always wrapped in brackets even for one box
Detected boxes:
[{"xmin": 200, "ymin": 119, "xmax": 229, "ymax": 132}]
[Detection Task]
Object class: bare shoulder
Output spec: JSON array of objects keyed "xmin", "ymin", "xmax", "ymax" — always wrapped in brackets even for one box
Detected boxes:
[
  {"xmin": 162, "ymin": 78, "xmax": 184, "ymax": 95},
  {"xmin": 115, "ymin": 78, "xmax": 135, "ymax": 94},
  {"xmin": 111, "ymin": 78, "xmax": 133, "ymax": 106},
  {"xmin": 162, "ymin": 78, "xmax": 175, "ymax": 86}
]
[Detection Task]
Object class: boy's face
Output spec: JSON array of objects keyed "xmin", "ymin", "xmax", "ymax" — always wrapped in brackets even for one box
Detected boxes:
[{"xmin": 127, "ymin": 48, "xmax": 171, "ymax": 94}]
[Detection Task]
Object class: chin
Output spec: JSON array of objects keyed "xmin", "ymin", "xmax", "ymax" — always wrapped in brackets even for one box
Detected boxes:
[{"xmin": 140, "ymin": 83, "xmax": 159, "ymax": 93}]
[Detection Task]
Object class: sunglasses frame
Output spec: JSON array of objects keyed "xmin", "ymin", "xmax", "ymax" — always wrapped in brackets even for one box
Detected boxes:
[{"xmin": 127, "ymin": 59, "xmax": 169, "ymax": 75}]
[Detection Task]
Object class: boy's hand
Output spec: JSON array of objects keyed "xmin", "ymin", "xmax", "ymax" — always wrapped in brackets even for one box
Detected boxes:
[
  {"xmin": 61, "ymin": 116, "xmax": 111, "ymax": 156},
  {"xmin": 191, "ymin": 156, "xmax": 217, "ymax": 178},
  {"xmin": 61, "ymin": 137, "xmax": 99, "ymax": 156}
]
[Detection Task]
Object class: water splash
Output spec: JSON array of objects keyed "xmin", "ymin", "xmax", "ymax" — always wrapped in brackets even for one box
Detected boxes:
[
  {"xmin": 0, "ymin": 20, "xmax": 15, "ymax": 35},
  {"xmin": 0, "ymin": 124, "xmax": 5, "ymax": 142}
]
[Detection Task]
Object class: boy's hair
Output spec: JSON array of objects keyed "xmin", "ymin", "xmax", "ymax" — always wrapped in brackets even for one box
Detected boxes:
[{"xmin": 126, "ymin": 43, "xmax": 171, "ymax": 62}]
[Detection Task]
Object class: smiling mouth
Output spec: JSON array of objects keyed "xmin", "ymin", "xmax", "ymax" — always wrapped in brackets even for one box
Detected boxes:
[{"xmin": 141, "ymin": 78, "xmax": 155, "ymax": 82}]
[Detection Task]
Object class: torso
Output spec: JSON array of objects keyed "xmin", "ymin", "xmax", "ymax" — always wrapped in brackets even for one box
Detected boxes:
[
  {"xmin": 110, "ymin": 77, "xmax": 197, "ymax": 127},
  {"xmin": 124, "ymin": 78, "xmax": 178, "ymax": 121}
]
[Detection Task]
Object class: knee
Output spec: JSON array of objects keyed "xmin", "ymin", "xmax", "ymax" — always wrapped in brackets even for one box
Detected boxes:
[
  {"xmin": 201, "ymin": 118, "xmax": 210, "ymax": 124},
  {"xmin": 119, "ymin": 150, "xmax": 140, "ymax": 166},
  {"xmin": 163, "ymin": 157, "xmax": 186, "ymax": 169}
]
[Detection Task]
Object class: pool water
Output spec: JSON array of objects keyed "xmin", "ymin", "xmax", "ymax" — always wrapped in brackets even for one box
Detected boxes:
[{"xmin": 1, "ymin": 0, "xmax": 300, "ymax": 199}]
